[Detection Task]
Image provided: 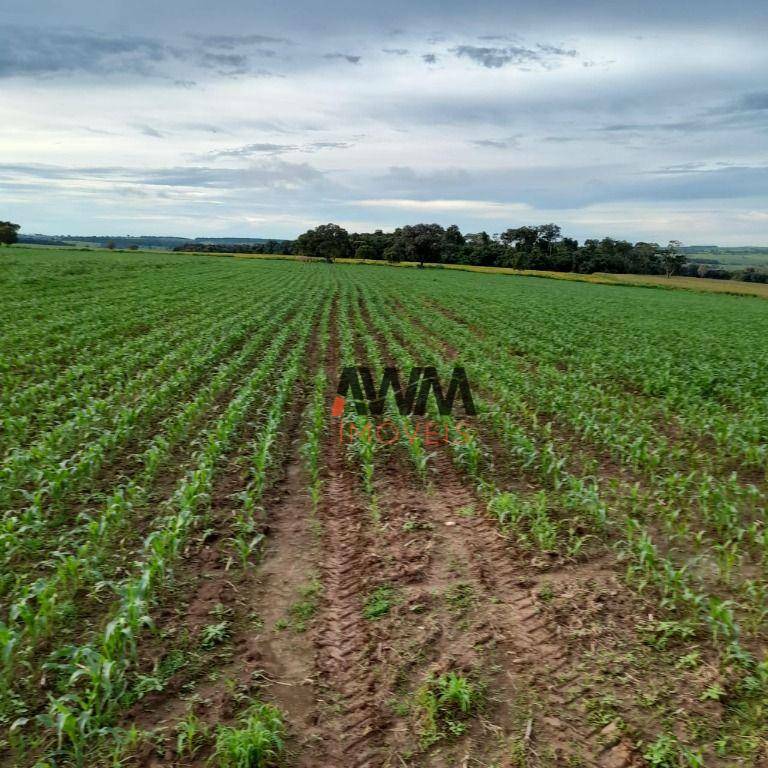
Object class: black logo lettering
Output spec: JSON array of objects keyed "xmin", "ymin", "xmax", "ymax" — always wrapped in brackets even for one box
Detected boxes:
[{"xmin": 337, "ymin": 365, "xmax": 476, "ymax": 416}]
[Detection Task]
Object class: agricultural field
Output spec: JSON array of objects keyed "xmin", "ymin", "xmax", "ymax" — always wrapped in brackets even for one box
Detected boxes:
[
  {"xmin": 1, "ymin": 246, "xmax": 767, "ymax": 768},
  {"xmin": 685, "ymin": 250, "xmax": 768, "ymax": 272}
]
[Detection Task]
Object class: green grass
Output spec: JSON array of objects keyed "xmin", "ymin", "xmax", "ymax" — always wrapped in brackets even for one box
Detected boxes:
[
  {"xmin": 363, "ymin": 585, "xmax": 396, "ymax": 620},
  {"xmin": 278, "ymin": 579, "xmax": 322, "ymax": 632},
  {"xmin": 210, "ymin": 702, "xmax": 285, "ymax": 768}
]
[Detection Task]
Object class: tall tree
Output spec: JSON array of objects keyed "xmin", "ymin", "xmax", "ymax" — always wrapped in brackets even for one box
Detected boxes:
[
  {"xmin": 296, "ymin": 223, "xmax": 352, "ymax": 262},
  {"xmin": 537, "ymin": 223, "xmax": 562, "ymax": 256},
  {"xmin": 396, "ymin": 223, "xmax": 445, "ymax": 268},
  {"xmin": 464, "ymin": 231, "xmax": 504, "ymax": 267},
  {"xmin": 661, "ymin": 239, "xmax": 686, "ymax": 277},
  {"xmin": 499, "ymin": 226, "xmax": 539, "ymax": 252}
]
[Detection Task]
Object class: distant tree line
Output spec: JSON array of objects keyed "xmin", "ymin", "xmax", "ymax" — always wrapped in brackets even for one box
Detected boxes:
[
  {"xmin": 9, "ymin": 215, "xmax": 765, "ymax": 283},
  {"xmin": 678, "ymin": 264, "xmax": 768, "ymax": 283},
  {"xmin": 294, "ymin": 222, "xmax": 690, "ymax": 277},
  {"xmin": 172, "ymin": 221, "xmax": 768, "ymax": 282},
  {"xmin": 17, "ymin": 234, "xmax": 290, "ymax": 250},
  {"xmin": 173, "ymin": 239, "xmax": 294, "ymax": 255}
]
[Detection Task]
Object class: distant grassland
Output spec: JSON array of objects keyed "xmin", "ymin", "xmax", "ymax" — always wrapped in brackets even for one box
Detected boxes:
[
  {"xmin": 6, "ymin": 244, "xmax": 768, "ymax": 299},
  {"xmin": 573, "ymin": 271, "xmax": 768, "ymax": 298}
]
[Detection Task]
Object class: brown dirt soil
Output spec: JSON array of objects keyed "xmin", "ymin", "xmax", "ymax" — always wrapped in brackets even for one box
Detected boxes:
[{"xmin": 409, "ymin": 451, "xmax": 642, "ymax": 767}]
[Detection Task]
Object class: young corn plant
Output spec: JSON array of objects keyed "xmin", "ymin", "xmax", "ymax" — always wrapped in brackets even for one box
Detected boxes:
[
  {"xmin": 414, "ymin": 671, "xmax": 480, "ymax": 748},
  {"xmin": 32, "ymin": 307, "xmax": 318, "ymax": 762}
]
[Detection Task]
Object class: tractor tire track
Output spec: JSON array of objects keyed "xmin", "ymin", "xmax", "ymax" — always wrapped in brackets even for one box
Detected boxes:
[
  {"xmin": 427, "ymin": 452, "xmax": 639, "ymax": 767},
  {"xmin": 313, "ymin": 434, "xmax": 384, "ymax": 767}
]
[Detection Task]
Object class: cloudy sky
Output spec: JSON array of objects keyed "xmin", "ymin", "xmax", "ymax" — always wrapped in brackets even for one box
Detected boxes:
[{"xmin": 1, "ymin": 1, "xmax": 767, "ymax": 243}]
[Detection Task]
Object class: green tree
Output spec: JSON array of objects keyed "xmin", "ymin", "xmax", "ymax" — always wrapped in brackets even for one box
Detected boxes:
[
  {"xmin": 354, "ymin": 243, "xmax": 377, "ymax": 261},
  {"xmin": 296, "ymin": 223, "xmax": 352, "ymax": 262},
  {"xmin": 498, "ymin": 225, "xmax": 540, "ymax": 268},
  {"xmin": 537, "ymin": 223, "xmax": 562, "ymax": 257},
  {"xmin": 464, "ymin": 231, "xmax": 503, "ymax": 266},
  {"xmin": 629, "ymin": 242, "xmax": 661, "ymax": 274},
  {"xmin": 396, "ymin": 223, "xmax": 445, "ymax": 268},
  {"xmin": 661, "ymin": 239, "xmax": 686, "ymax": 277},
  {"xmin": 0, "ymin": 221, "xmax": 20, "ymax": 246},
  {"xmin": 499, "ymin": 225, "xmax": 539, "ymax": 252},
  {"xmin": 383, "ymin": 238, "xmax": 406, "ymax": 263},
  {"xmin": 442, "ymin": 224, "xmax": 465, "ymax": 263}
]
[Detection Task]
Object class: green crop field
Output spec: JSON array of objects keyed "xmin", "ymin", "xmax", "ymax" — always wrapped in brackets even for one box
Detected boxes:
[
  {"xmin": 1, "ymin": 246, "xmax": 767, "ymax": 767},
  {"xmin": 686, "ymin": 249, "xmax": 768, "ymax": 272}
]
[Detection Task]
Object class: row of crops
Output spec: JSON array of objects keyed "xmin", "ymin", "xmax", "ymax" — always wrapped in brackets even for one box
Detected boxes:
[{"xmin": 0, "ymin": 247, "xmax": 766, "ymax": 766}]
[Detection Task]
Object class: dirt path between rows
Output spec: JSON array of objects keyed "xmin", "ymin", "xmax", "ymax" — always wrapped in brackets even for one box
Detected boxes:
[
  {"xmin": 427, "ymin": 452, "xmax": 638, "ymax": 767},
  {"xmin": 311, "ymin": 430, "xmax": 385, "ymax": 766}
]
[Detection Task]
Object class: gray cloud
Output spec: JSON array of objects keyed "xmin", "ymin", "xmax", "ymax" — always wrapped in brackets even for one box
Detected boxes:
[
  {"xmin": 209, "ymin": 143, "xmax": 299, "ymax": 158},
  {"xmin": 709, "ymin": 92, "xmax": 768, "ymax": 116},
  {"xmin": 735, "ymin": 92, "xmax": 768, "ymax": 111},
  {"xmin": 81, "ymin": 126, "xmax": 118, "ymax": 136},
  {"xmin": 0, "ymin": 26, "xmax": 286, "ymax": 80},
  {"xmin": 179, "ymin": 122, "xmax": 229, "ymax": 134},
  {"xmin": 4, "ymin": 0, "xmax": 765, "ymax": 40},
  {"xmin": 193, "ymin": 33, "xmax": 291, "ymax": 48},
  {"xmin": 1, "ymin": 7, "xmax": 767, "ymax": 244},
  {"xmin": 310, "ymin": 141, "xmax": 351, "ymax": 150},
  {"xmin": 197, "ymin": 51, "xmax": 250, "ymax": 75},
  {"xmin": 143, "ymin": 162, "xmax": 324, "ymax": 189},
  {"xmin": 0, "ymin": 27, "xmax": 174, "ymax": 78},
  {"xmin": 370, "ymin": 93, "xmax": 526, "ymax": 126},
  {"xmin": 323, "ymin": 52, "xmax": 362, "ymax": 64},
  {"xmin": 649, "ymin": 160, "xmax": 766, "ymax": 176},
  {"xmin": 452, "ymin": 43, "xmax": 577, "ymax": 68},
  {"xmin": 470, "ymin": 138, "xmax": 515, "ymax": 148},
  {"xmin": 207, "ymin": 140, "xmax": 352, "ymax": 159},
  {"xmin": 596, "ymin": 105, "xmax": 768, "ymax": 136},
  {"xmin": 136, "ymin": 124, "xmax": 166, "ymax": 138},
  {"xmin": 374, "ymin": 166, "xmax": 474, "ymax": 195},
  {"xmin": 358, "ymin": 160, "xmax": 768, "ymax": 212},
  {"xmin": 597, "ymin": 120, "xmax": 701, "ymax": 133}
]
